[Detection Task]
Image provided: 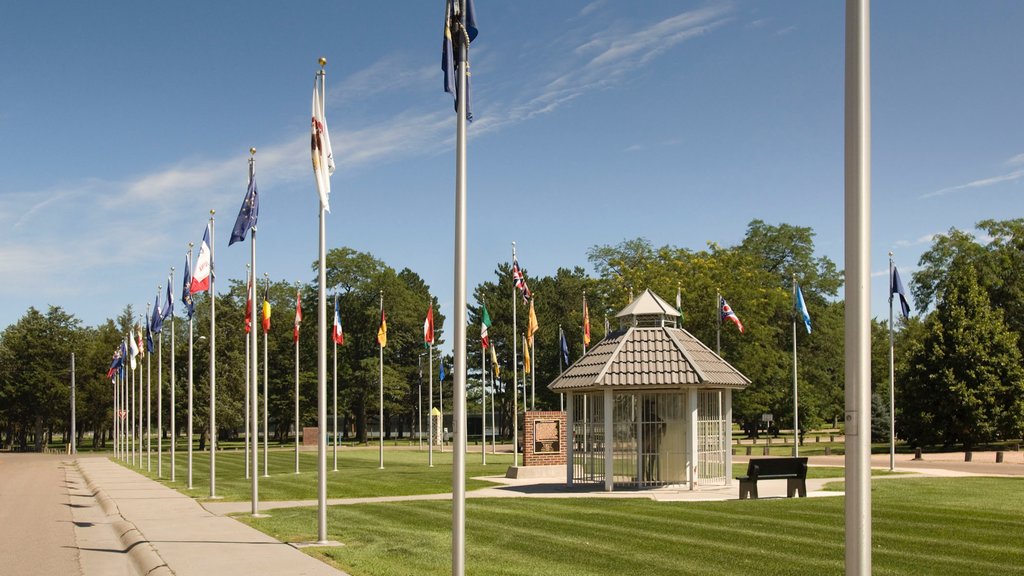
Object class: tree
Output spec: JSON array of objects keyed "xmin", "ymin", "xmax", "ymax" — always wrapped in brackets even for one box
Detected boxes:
[{"xmin": 899, "ymin": 260, "xmax": 1024, "ymax": 448}]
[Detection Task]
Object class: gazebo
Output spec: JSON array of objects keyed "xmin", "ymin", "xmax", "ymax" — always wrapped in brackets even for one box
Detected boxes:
[{"xmin": 548, "ymin": 289, "xmax": 750, "ymax": 491}]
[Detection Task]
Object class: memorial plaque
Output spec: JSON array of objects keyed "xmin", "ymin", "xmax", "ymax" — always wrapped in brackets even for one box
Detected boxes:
[{"xmin": 533, "ymin": 419, "xmax": 560, "ymax": 454}]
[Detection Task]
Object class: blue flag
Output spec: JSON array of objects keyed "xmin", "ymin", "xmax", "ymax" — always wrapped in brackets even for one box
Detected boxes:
[
  {"xmin": 182, "ymin": 253, "xmax": 195, "ymax": 319},
  {"xmin": 442, "ymin": 0, "xmax": 479, "ymax": 121},
  {"xmin": 150, "ymin": 292, "xmax": 163, "ymax": 334},
  {"xmin": 796, "ymin": 284, "xmax": 812, "ymax": 334},
  {"xmin": 145, "ymin": 313, "xmax": 154, "ymax": 353},
  {"xmin": 560, "ymin": 328, "xmax": 570, "ymax": 367},
  {"xmin": 161, "ymin": 275, "xmax": 174, "ymax": 320},
  {"xmin": 891, "ymin": 266, "xmax": 911, "ymax": 319},
  {"xmin": 229, "ymin": 175, "xmax": 259, "ymax": 246},
  {"xmin": 439, "ymin": 362, "xmax": 446, "ymax": 383}
]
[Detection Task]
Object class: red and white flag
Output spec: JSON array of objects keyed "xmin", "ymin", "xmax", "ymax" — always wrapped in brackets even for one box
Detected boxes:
[
  {"xmin": 294, "ymin": 289, "xmax": 303, "ymax": 343},
  {"xmin": 423, "ymin": 305, "xmax": 434, "ymax": 346},
  {"xmin": 311, "ymin": 76, "xmax": 335, "ymax": 212},
  {"xmin": 332, "ymin": 295, "xmax": 344, "ymax": 345},
  {"xmin": 190, "ymin": 224, "xmax": 212, "ymax": 294}
]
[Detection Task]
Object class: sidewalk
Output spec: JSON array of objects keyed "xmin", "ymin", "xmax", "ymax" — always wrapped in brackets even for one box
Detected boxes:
[{"xmin": 75, "ymin": 456, "xmax": 350, "ymax": 576}]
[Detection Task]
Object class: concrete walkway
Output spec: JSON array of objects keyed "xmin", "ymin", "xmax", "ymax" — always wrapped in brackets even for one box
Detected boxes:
[{"xmin": 75, "ymin": 456, "xmax": 350, "ymax": 576}]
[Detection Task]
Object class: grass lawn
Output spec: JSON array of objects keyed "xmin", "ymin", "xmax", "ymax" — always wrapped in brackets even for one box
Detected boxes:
[
  {"xmin": 240, "ymin": 476, "xmax": 1024, "ymax": 576},
  {"xmin": 118, "ymin": 445, "xmax": 513, "ymax": 501}
]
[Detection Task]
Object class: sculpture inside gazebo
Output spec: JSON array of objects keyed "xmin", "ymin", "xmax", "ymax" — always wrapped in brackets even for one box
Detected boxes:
[{"xmin": 548, "ymin": 289, "xmax": 750, "ymax": 491}]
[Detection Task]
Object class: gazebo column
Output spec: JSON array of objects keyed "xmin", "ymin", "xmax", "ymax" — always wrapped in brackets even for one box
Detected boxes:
[
  {"xmin": 724, "ymin": 389, "xmax": 733, "ymax": 486},
  {"xmin": 603, "ymin": 388, "xmax": 614, "ymax": 492},
  {"xmin": 688, "ymin": 388, "xmax": 699, "ymax": 490},
  {"xmin": 566, "ymin": 391, "xmax": 574, "ymax": 486}
]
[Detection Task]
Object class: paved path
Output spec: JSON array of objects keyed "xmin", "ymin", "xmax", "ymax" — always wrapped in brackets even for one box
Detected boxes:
[{"xmin": 0, "ymin": 453, "xmax": 83, "ymax": 576}]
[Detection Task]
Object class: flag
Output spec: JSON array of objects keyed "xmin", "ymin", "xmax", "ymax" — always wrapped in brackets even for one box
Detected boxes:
[
  {"xmin": 720, "ymin": 296, "xmax": 744, "ymax": 333},
  {"xmin": 129, "ymin": 330, "xmax": 139, "ymax": 370},
  {"xmin": 293, "ymin": 289, "xmax": 302, "ymax": 343},
  {"xmin": 182, "ymin": 253, "xmax": 195, "ymax": 318},
  {"xmin": 150, "ymin": 292, "xmax": 163, "ymax": 334},
  {"xmin": 311, "ymin": 75, "xmax": 335, "ymax": 212},
  {"xmin": 891, "ymin": 266, "xmax": 911, "ymax": 319},
  {"xmin": 480, "ymin": 303, "xmax": 492, "ymax": 349},
  {"xmin": 377, "ymin": 309, "xmax": 388, "ymax": 347},
  {"xmin": 262, "ymin": 283, "xmax": 272, "ymax": 333},
  {"xmin": 676, "ymin": 284, "xmax": 685, "ymax": 324},
  {"xmin": 523, "ymin": 333, "xmax": 531, "ymax": 374},
  {"xmin": 229, "ymin": 174, "xmax": 259, "ymax": 246},
  {"xmin": 489, "ymin": 344, "xmax": 499, "ymax": 379},
  {"xmin": 107, "ymin": 345, "xmax": 124, "ymax": 379},
  {"xmin": 796, "ymin": 284, "xmax": 812, "ymax": 334},
  {"xmin": 423, "ymin": 305, "xmax": 434, "ymax": 347},
  {"xmin": 512, "ymin": 256, "xmax": 531, "ymax": 303},
  {"xmin": 559, "ymin": 327, "xmax": 569, "ymax": 367},
  {"xmin": 583, "ymin": 297, "xmax": 591, "ymax": 347},
  {"xmin": 442, "ymin": 0, "xmax": 479, "ymax": 120},
  {"xmin": 245, "ymin": 278, "xmax": 253, "ymax": 334},
  {"xmin": 190, "ymin": 225, "xmax": 212, "ymax": 294},
  {"xmin": 332, "ymin": 295, "xmax": 344, "ymax": 345},
  {"xmin": 527, "ymin": 299, "xmax": 539, "ymax": 345},
  {"xmin": 136, "ymin": 326, "xmax": 145, "ymax": 359},
  {"xmin": 145, "ymin": 313, "xmax": 154, "ymax": 353},
  {"xmin": 439, "ymin": 362, "xmax": 446, "ymax": 382},
  {"xmin": 161, "ymin": 275, "xmax": 174, "ymax": 320}
]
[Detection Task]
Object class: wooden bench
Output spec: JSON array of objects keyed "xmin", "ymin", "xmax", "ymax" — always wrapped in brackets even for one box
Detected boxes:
[{"xmin": 737, "ymin": 457, "xmax": 808, "ymax": 499}]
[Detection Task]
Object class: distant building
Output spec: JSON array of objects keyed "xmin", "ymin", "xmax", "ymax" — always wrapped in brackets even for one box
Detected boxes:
[{"xmin": 548, "ymin": 289, "xmax": 750, "ymax": 490}]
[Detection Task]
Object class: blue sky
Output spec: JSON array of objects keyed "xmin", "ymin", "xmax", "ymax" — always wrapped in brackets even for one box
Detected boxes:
[{"xmin": 2, "ymin": 1, "xmax": 1023, "ymax": 344}]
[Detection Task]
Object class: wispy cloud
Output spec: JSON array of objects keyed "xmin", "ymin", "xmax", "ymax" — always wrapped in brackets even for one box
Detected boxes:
[
  {"xmin": 922, "ymin": 169, "xmax": 1024, "ymax": 198},
  {"xmin": 1007, "ymin": 152, "xmax": 1024, "ymax": 166},
  {"xmin": 893, "ymin": 234, "xmax": 936, "ymax": 248}
]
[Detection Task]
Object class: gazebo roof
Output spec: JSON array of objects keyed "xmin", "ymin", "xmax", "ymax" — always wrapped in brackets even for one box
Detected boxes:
[{"xmin": 548, "ymin": 289, "xmax": 750, "ymax": 392}]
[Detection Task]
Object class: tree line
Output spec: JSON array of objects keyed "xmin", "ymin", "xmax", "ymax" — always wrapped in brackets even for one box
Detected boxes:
[{"xmin": 2, "ymin": 218, "xmax": 1022, "ymax": 451}]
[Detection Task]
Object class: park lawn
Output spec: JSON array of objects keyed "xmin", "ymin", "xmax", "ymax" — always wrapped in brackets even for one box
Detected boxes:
[
  {"xmin": 120, "ymin": 446, "xmax": 512, "ymax": 501},
  {"xmin": 240, "ymin": 476, "xmax": 1024, "ymax": 576}
]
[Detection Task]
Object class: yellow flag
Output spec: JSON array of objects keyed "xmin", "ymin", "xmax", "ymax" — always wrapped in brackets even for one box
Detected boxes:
[
  {"xmin": 377, "ymin": 309, "xmax": 387, "ymax": 347},
  {"xmin": 523, "ymin": 334, "xmax": 531, "ymax": 375},
  {"xmin": 527, "ymin": 299, "xmax": 539, "ymax": 345},
  {"xmin": 490, "ymin": 344, "xmax": 499, "ymax": 379}
]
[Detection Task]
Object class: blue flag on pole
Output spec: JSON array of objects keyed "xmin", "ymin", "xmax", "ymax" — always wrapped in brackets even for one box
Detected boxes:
[
  {"xmin": 145, "ymin": 313, "xmax": 154, "ymax": 353},
  {"xmin": 182, "ymin": 253, "xmax": 195, "ymax": 318},
  {"xmin": 439, "ymin": 362, "xmax": 446, "ymax": 383},
  {"xmin": 891, "ymin": 266, "xmax": 911, "ymax": 319},
  {"xmin": 796, "ymin": 284, "xmax": 812, "ymax": 334},
  {"xmin": 442, "ymin": 0, "xmax": 479, "ymax": 121},
  {"xmin": 559, "ymin": 328, "xmax": 570, "ymax": 367},
  {"xmin": 162, "ymin": 275, "xmax": 174, "ymax": 320},
  {"xmin": 229, "ymin": 175, "xmax": 259, "ymax": 246},
  {"xmin": 151, "ymin": 292, "xmax": 163, "ymax": 334}
]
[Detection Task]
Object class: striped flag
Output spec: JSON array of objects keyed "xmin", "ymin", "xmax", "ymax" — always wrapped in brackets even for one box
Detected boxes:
[
  {"xmin": 423, "ymin": 305, "xmax": 434, "ymax": 347},
  {"xmin": 480, "ymin": 303, "xmax": 492, "ymax": 349},
  {"xmin": 512, "ymin": 256, "xmax": 531, "ymax": 303},
  {"xmin": 720, "ymin": 296, "xmax": 744, "ymax": 333},
  {"xmin": 293, "ymin": 289, "xmax": 302, "ymax": 343},
  {"xmin": 332, "ymin": 295, "xmax": 344, "ymax": 345}
]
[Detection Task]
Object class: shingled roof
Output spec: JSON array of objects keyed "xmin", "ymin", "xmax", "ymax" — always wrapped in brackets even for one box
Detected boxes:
[{"xmin": 548, "ymin": 290, "xmax": 750, "ymax": 392}]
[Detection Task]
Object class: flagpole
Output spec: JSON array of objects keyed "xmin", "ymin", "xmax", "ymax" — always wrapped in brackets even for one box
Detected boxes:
[
  {"xmin": 429, "ymin": 309, "xmax": 434, "ymax": 467},
  {"xmin": 295, "ymin": 282, "xmax": 300, "ymax": 475},
  {"xmin": 490, "ymin": 366, "xmax": 496, "ymax": 455},
  {"xmin": 558, "ymin": 325, "xmax": 564, "ymax": 412},
  {"xmin": 888, "ymin": 252, "xmax": 895, "ymax": 472},
  {"xmin": 245, "ymin": 264, "xmax": 251, "ymax": 481},
  {"xmin": 333, "ymin": 294, "xmax": 338, "ymax": 472},
  {"xmin": 170, "ymin": 267, "xmax": 176, "ymax": 482},
  {"xmin": 481, "ymin": 338, "xmax": 486, "ymax": 465},
  {"xmin": 248, "ymin": 149, "xmax": 261, "ymax": 516},
  {"xmin": 130, "ymin": 341, "xmax": 135, "ymax": 467},
  {"xmin": 188, "ymin": 242, "xmax": 195, "ymax": 490},
  {"xmin": 264, "ymin": 272, "xmax": 269, "ymax": 478},
  {"xmin": 512, "ymin": 242, "xmax": 519, "ymax": 467},
  {"xmin": 137, "ymin": 340, "xmax": 142, "ymax": 468},
  {"xmin": 315, "ymin": 60, "xmax": 329, "ymax": 544},
  {"xmin": 113, "ymin": 370, "xmax": 118, "ymax": 460},
  {"xmin": 209, "ymin": 212, "xmax": 218, "ymax": 499},
  {"xmin": 146, "ymin": 303, "xmax": 151, "ymax": 469},
  {"xmin": 716, "ymin": 290, "xmax": 721, "ymax": 357},
  {"xmin": 792, "ymin": 275, "xmax": 799, "ymax": 458},
  {"xmin": 378, "ymin": 290, "xmax": 385, "ymax": 469},
  {"xmin": 452, "ymin": 8, "xmax": 470, "ymax": 570},
  {"xmin": 845, "ymin": 0, "xmax": 872, "ymax": 572},
  {"xmin": 157, "ymin": 292, "xmax": 163, "ymax": 477}
]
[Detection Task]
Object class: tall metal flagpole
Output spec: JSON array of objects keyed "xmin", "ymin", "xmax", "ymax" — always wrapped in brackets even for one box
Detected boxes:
[
  {"xmin": 249, "ymin": 149, "xmax": 261, "ymax": 516},
  {"xmin": 188, "ymin": 243, "xmax": 195, "ymax": 489},
  {"xmin": 481, "ymin": 340, "xmax": 486, "ymax": 465},
  {"xmin": 888, "ymin": 252, "xmax": 895, "ymax": 472},
  {"xmin": 844, "ymin": 0, "xmax": 872, "ymax": 573},
  {"xmin": 429, "ymin": 326, "xmax": 434, "ymax": 467},
  {"xmin": 295, "ymin": 282, "xmax": 301, "ymax": 475},
  {"xmin": 452, "ymin": 9, "xmax": 470, "ymax": 571},
  {"xmin": 716, "ymin": 290, "xmax": 721, "ymax": 357},
  {"xmin": 333, "ymin": 294, "xmax": 338, "ymax": 472},
  {"xmin": 146, "ymin": 305, "xmax": 152, "ymax": 471},
  {"xmin": 170, "ymin": 268, "xmax": 176, "ymax": 482},
  {"xmin": 490, "ymin": 365, "xmax": 495, "ymax": 454},
  {"xmin": 209, "ymin": 211, "xmax": 219, "ymax": 499},
  {"xmin": 157, "ymin": 303, "xmax": 163, "ymax": 477},
  {"xmin": 792, "ymin": 275, "xmax": 799, "ymax": 458},
  {"xmin": 245, "ymin": 265, "xmax": 251, "ymax": 480},
  {"xmin": 70, "ymin": 353, "xmax": 76, "ymax": 455},
  {"xmin": 113, "ymin": 370, "xmax": 118, "ymax": 459},
  {"xmin": 378, "ymin": 290, "xmax": 385, "ymax": 469},
  {"xmin": 512, "ymin": 242, "xmax": 519, "ymax": 467},
  {"xmin": 130, "ymin": 343, "xmax": 135, "ymax": 466},
  {"xmin": 315, "ymin": 60, "xmax": 329, "ymax": 544},
  {"xmin": 268, "ymin": 270, "xmax": 272, "ymax": 473}
]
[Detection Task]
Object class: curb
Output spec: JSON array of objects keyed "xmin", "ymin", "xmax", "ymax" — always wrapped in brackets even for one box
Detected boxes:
[{"xmin": 76, "ymin": 459, "xmax": 175, "ymax": 576}]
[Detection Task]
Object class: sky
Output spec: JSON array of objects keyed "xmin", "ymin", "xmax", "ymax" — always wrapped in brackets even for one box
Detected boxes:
[{"xmin": 2, "ymin": 1, "xmax": 1023, "ymax": 350}]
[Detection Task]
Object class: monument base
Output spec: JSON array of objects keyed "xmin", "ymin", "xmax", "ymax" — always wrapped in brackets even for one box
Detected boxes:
[{"xmin": 504, "ymin": 465, "xmax": 564, "ymax": 479}]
